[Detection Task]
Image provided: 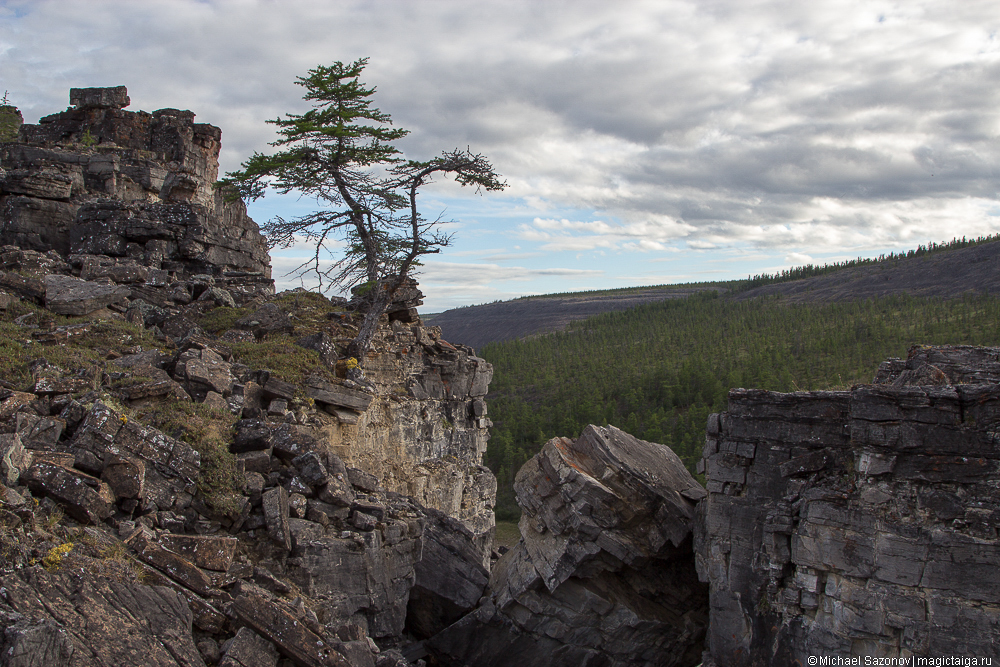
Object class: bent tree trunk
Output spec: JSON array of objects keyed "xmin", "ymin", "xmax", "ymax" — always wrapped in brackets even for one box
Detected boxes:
[{"xmin": 345, "ymin": 280, "xmax": 398, "ymax": 366}]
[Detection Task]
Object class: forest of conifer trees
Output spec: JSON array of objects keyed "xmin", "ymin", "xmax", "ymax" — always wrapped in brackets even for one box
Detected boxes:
[{"xmin": 480, "ymin": 290, "xmax": 1000, "ymax": 519}]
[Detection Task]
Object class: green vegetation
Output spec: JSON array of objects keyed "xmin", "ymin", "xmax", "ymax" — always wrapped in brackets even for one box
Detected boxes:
[
  {"xmin": 731, "ymin": 235, "xmax": 1000, "ymax": 293},
  {"xmin": 197, "ymin": 306, "xmax": 251, "ymax": 334},
  {"xmin": 494, "ymin": 520, "xmax": 521, "ymax": 549},
  {"xmin": 0, "ymin": 90, "xmax": 22, "ymax": 142},
  {"xmin": 0, "ymin": 306, "xmax": 161, "ymax": 390},
  {"xmin": 227, "ymin": 334, "xmax": 336, "ymax": 386},
  {"xmin": 481, "ymin": 291, "xmax": 1000, "ymax": 519},
  {"xmin": 136, "ymin": 400, "xmax": 243, "ymax": 517}
]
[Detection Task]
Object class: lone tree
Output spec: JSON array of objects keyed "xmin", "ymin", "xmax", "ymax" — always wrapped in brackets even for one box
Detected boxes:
[{"xmin": 218, "ymin": 59, "xmax": 505, "ymax": 367}]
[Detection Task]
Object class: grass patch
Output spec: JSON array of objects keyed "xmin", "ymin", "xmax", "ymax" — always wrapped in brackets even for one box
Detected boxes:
[
  {"xmin": 0, "ymin": 313, "xmax": 162, "ymax": 390},
  {"xmin": 272, "ymin": 290, "xmax": 348, "ymax": 332},
  {"xmin": 227, "ymin": 334, "xmax": 337, "ymax": 386},
  {"xmin": 135, "ymin": 400, "xmax": 243, "ymax": 517},
  {"xmin": 197, "ymin": 306, "xmax": 251, "ymax": 334},
  {"xmin": 494, "ymin": 520, "xmax": 521, "ymax": 548}
]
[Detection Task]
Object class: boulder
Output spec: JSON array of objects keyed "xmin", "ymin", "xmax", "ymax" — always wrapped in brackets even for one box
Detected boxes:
[
  {"xmin": 231, "ymin": 589, "xmax": 350, "ymax": 667},
  {"xmin": 69, "ymin": 401, "xmax": 200, "ymax": 482},
  {"xmin": 70, "ymin": 86, "xmax": 130, "ymax": 109},
  {"xmin": 21, "ymin": 461, "xmax": 115, "ymax": 525},
  {"xmin": 262, "ymin": 486, "xmax": 291, "ymax": 551},
  {"xmin": 236, "ymin": 303, "xmax": 292, "ymax": 338},
  {"xmin": 305, "ymin": 378, "xmax": 373, "ymax": 412},
  {"xmin": 158, "ymin": 534, "xmax": 238, "ymax": 572},
  {"xmin": 406, "ymin": 507, "xmax": 490, "ymax": 639},
  {"xmin": 232, "ymin": 419, "xmax": 272, "ymax": 453},
  {"xmin": 428, "ymin": 425, "xmax": 709, "ymax": 667},
  {"xmin": 100, "ymin": 454, "xmax": 145, "ymax": 500},
  {"xmin": 218, "ymin": 627, "xmax": 279, "ymax": 667},
  {"xmin": 15, "ymin": 414, "xmax": 65, "ymax": 450}
]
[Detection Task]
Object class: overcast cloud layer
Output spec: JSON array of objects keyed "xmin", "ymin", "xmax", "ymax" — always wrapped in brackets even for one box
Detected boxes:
[{"xmin": 2, "ymin": 0, "xmax": 999, "ymax": 309}]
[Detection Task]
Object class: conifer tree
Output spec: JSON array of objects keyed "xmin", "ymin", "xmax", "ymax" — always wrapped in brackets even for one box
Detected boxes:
[{"xmin": 219, "ymin": 58, "xmax": 505, "ymax": 368}]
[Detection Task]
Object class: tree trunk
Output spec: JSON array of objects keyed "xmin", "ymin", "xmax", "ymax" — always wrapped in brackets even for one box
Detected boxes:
[{"xmin": 345, "ymin": 281, "xmax": 396, "ymax": 365}]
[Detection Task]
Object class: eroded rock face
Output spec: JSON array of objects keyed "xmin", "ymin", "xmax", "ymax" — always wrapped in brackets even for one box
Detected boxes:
[
  {"xmin": 697, "ymin": 345, "xmax": 1000, "ymax": 665},
  {"xmin": 317, "ymin": 318, "xmax": 496, "ymax": 555},
  {"xmin": 428, "ymin": 425, "xmax": 709, "ymax": 667},
  {"xmin": 0, "ymin": 86, "xmax": 272, "ymax": 296}
]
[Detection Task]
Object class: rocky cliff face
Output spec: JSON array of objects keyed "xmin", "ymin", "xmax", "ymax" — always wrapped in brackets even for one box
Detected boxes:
[
  {"xmin": 329, "ymin": 314, "xmax": 496, "ymax": 549},
  {"xmin": 0, "ymin": 88, "xmax": 498, "ymax": 667},
  {"xmin": 697, "ymin": 345, "xmax": 1000, "ymax": 664},
  {"xmin": 0, "ymin": 86, "xmax": 271, "ymax": 296}
]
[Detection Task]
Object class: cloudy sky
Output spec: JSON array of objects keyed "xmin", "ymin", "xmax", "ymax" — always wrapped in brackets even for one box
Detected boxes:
[{"xmin": 3, "ymin": 0, "xmax": 999, "ymax": 311}]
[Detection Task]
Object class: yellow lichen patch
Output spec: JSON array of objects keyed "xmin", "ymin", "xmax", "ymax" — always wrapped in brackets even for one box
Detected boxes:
[{"xmin": 42, "ymin": 542, "xmax": 73, "ymax": 571}]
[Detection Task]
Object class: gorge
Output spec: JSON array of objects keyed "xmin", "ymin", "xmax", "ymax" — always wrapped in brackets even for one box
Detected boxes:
[{"xmin": 0, "ymin": 88, "xmax": 997, "ymax": 666}]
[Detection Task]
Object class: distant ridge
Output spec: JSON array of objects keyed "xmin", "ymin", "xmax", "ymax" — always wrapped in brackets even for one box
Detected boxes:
[
  {"xmin": 426, "ymin": 284, "xmax": 717, "ymax": 350},
  {"xmin": 430, "ymin": 237, "xmax": 1000, "ymax": 350}
]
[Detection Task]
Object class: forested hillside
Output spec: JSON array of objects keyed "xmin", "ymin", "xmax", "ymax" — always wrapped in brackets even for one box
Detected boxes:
[
  {"xmin": 432, "ymin": 234, "xmax": 1000, "ymax": 349},
  {"xmin": 480, "ymin": 291, "xmax": 1000, "ymax": 519}
]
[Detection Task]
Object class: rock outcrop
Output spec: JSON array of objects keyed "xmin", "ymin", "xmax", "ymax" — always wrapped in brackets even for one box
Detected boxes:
[
  {"xmin": 0, "ymin": 88, "xmax": 497, "ymax": 667},
  {"xmin": 697, "ymin": 344, "xmax": 1000, "ymax": 664},
  {"xmin": 428, "ymin": 425, "xmax": 709, "ymax": 667},
  {"xmin": 0, "ymin": 86, "xmax": 272, "ymax": 302}
]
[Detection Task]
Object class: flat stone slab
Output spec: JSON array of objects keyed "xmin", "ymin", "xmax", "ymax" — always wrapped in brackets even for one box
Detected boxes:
[
  {"xmin": 125, "ymin": 530, "xmax": 215, "ymax": 596},
  {"xmin": 44, "ymin": 274, "xmax": 130, "ymax": 315},
  {"xmin": 305, "ymin": 378, "xmax": 373, "ymax": 412}
]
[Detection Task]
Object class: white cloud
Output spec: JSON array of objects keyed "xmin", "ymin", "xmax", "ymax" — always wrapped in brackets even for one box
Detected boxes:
[
  {"xmin": 785, "ymin": 252, "xmax": 814, "ymax": 266},
  {"xmin": 420, "ymin": 261, "xmax": 602, "ymax": 286},
  {"xmin": 3, "ymin": 0, "xmax": 1000, "ymax": 306}
]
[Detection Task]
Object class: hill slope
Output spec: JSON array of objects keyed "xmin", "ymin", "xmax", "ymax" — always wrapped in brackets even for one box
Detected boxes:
[
  {"xmin": 427, "ymin": 284, "xmax": 718, "ymax": 349},
  {"xmin": 433, "ymin": 238, "xmax": 1000, "ymax": 349},
  {"xmin": 736, "ymin": 239, "xmax": 1000, "ymax": 302}
]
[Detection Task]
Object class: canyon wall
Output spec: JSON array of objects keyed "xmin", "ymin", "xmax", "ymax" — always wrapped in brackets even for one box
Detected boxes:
[{"xmin": 697, "ymin": 345, "xmax": 1000, "ymax": 663}]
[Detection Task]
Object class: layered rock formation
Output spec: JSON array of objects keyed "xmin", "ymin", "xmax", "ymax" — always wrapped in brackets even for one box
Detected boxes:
[
  {"xmin": 0, "ymin": 289, "xmax": 496, "ymax": 666},
  {"xmin": 429, "ymin": 425, "xmax": 710, "ymax": 667},
  {"xmin": 0, "ymin": 86, "xmax": 272, "ymax": 300},
  {"xmin": 697, "ymin": 345, "xmax": 1000, "ymax": 664},
  {"xmin": 0, "ymin": 87, "xmax": 499, "ymax": 667}
]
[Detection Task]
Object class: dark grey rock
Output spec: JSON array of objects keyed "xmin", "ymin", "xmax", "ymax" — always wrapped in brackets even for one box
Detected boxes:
[
  {"xmin": 0, "ymin": 567, "xmax": 203, "ymax": 667},
  {"xmin": 232, "ymin": 420, "xmax": 272, "ymax": 453},
  {"xmin": 429, "ymin": 425, "xmax": 708, "ymax": 667},
  {"xmin": 219, "ymin": 627, "xmax": 279, "ymax": 667},
  {"xmin": 262, "ymin": 486, "xmax": 291, "ymax": 552},
  {"xmin": 697, "ymin": 346, "xmax": 1000, "ymax": 665},
  {"xmin": 43, "ymin": 275, "xmax": 130, "ymax": 316}
]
